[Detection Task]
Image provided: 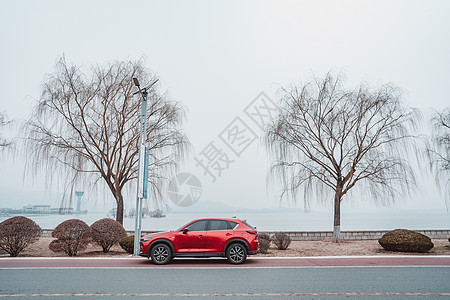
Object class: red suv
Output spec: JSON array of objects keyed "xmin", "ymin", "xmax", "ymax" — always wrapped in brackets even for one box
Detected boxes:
[{"xmin": 139, "ymin": 218, "xmax": 258, "ymax": 264}]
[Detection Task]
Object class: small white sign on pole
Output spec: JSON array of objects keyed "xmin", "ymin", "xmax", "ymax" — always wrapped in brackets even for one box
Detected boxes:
[{"xmin": 137, "ymin": 145, "xmax": 147, "ymax": 199}]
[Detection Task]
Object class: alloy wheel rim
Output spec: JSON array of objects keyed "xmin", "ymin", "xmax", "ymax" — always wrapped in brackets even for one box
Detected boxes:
[
  {"xmin": 229, "ymin": 246, "xmax": 244, "ymax": 262},
  {"xmin": 154, "ymin": 246, "xmax": 169, "ymax": 262}
]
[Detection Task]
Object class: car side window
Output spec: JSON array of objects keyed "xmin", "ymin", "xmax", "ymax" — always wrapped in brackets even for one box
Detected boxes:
[
  {"xmin": 227, "ymin": 221, "xmax": 238, "ymax": 229},
  {"xmin": 185, "ymin": 220, "xmax": 207, "ymax": 232},
  {"xmin": 208, "ymin": 220, "xmax": 229, "ymax": 231}
]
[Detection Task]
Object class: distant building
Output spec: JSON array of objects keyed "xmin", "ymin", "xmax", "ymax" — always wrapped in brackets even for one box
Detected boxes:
[
  {"xmin": 22, "ymin": 205, "xmax": 51, "ymax": 214},
  {"xmin": 0, "ymin": 204, "xmax": 86, "ymax": 215}
]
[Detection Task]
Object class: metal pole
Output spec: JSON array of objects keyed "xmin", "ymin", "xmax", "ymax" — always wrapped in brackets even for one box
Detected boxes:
[{"xmin": 133, "ymin": 89, "xmax": 148, "ymax": 256}]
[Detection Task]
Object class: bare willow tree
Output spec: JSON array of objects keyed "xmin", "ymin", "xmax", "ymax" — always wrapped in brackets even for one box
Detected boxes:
[
  {"xmin": 426, "ymin": 108, "xmax": 450, "ymax": 210},
  {"xmin": 265, "ymin": 73, "xmax": 419, "ymax": 242},
  {"xmin": 23, "ymin": 57, "xmax": 188, "ymax": 224}
]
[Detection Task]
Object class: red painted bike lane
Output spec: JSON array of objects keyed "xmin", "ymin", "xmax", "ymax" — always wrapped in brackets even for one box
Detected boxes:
[{"xmin": 1, "ymin": 256, "xmax": 450, "ymax": 269}]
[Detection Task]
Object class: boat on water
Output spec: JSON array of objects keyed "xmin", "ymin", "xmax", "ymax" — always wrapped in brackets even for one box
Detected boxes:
[{"xmin": 149, "ymin": 209, "xmax": 166, "ymax": 218}]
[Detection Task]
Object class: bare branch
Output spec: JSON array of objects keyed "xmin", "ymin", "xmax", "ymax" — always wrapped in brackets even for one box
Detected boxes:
[{"xmin": 0, "ymin": 112, "xmax": 13, "ymax": 149}]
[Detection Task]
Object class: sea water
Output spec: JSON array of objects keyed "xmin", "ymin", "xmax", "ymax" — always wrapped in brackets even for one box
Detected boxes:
[{"xmin": 1, "ymin": 209, "xmax": 449, "ymax": 232}]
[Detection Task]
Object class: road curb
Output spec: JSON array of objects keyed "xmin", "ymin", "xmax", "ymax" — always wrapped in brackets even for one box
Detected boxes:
[{"xmin": 2, "ymin": 255, "xmax": 450, "ymax": 260}]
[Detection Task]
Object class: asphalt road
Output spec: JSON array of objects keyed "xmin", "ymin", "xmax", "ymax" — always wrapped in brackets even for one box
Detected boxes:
[
  {"xmin": 2, "ymin": 256, "xmax": 450, "ymax": 268},
  {"xmin": 1, "ymin": 257, "xmax": 450, "ymax": 299}
]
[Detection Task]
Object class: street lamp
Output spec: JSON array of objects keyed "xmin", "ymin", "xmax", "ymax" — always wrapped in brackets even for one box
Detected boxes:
[{"xmin": 132, "ymin": 77, "xmax": 159, "ymax": 256}]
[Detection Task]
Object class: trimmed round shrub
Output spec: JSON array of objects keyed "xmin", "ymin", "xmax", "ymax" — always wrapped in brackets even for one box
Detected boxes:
[
  {"xmin": 378, "ymin": 229, "xmax": 434, "ymax": 253},
  {"xmin": 119, "ymin": 235, "xmax": 134, "ymax": 254},
  {"xmin": 0, "ymin": 216, "xmax": 41, "ymax": 257},
  {"xmin": 48, "ymin": 239, "xmax": 64, "ymax": 253},
  {"xmin": 258, "ymin": 232, "xmax": 271, "ymax": 254},
  {"xmin": 50, "ymin": 219, "xmax": 92, "ymax": 256},
  {"xmin": 272, "ymin": 232, "xmax": 291, "ymax": 250},
  {"xmin": 91, "ymin": 218, "xmax": 127, "ymax": 253}
]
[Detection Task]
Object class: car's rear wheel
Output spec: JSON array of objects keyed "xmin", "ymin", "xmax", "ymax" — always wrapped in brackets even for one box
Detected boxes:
[
  {"xmin": 150, "ymin": 244, "xmax": 172, "ymax": 265},
  {"xmin": 226, "ymin": 243, "xmax": 247, "ymax": 264}
]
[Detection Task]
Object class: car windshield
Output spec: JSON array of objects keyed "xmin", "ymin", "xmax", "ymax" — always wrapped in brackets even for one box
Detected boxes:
[{"xmin": 177, "ymin": 223, "xmax": 189, "ymax": 232}]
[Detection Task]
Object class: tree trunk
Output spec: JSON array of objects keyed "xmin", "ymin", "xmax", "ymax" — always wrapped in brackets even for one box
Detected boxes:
[
  {"xmin": 115, "ymin": 192, "xmax": 124, "ymax": 225},
  {"xmin": 332, "ymin": 188, "xmax": 342, "ymax": 243}
]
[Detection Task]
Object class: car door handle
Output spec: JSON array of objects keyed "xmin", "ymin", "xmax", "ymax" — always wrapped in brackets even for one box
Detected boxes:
[
  {"xmin": 226, "ymin": 233, "xmax": 232, "ymax": 236},
  {"xmin": 199, "ymin": 235, "xmax": 204, "ymax": 238}
]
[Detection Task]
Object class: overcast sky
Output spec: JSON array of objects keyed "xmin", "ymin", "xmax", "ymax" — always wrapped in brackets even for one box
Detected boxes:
[{"xmin": 0, "ymin": 0, "xmax": 449, "ymax": 213}]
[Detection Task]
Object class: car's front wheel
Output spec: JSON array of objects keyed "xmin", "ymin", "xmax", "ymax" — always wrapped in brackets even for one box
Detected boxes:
[
  {"xmin": 226, "ymin": 243, "xmax": 247, "ymax": 264},
  {"xmin": 150, "ymin": 243, "xmax": 172, "ymax": 265}
]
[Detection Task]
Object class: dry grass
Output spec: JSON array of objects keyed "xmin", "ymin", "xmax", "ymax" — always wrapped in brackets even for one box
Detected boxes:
[
  {"xmin": 260, "ymin": 239, "xmax": 450, "ymax": 257},
  {"xmin": 1, "ymin": 237, "xmax": 128, "ymax": 257},
  {"xmin": 1, "ymin": 237, "xmax": 449, "ymax": 258}
]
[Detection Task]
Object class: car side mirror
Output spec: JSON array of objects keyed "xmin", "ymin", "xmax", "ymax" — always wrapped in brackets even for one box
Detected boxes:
[{"xmin": 182, "ymin": 228, "xmax": 189, "ymax": 234}]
